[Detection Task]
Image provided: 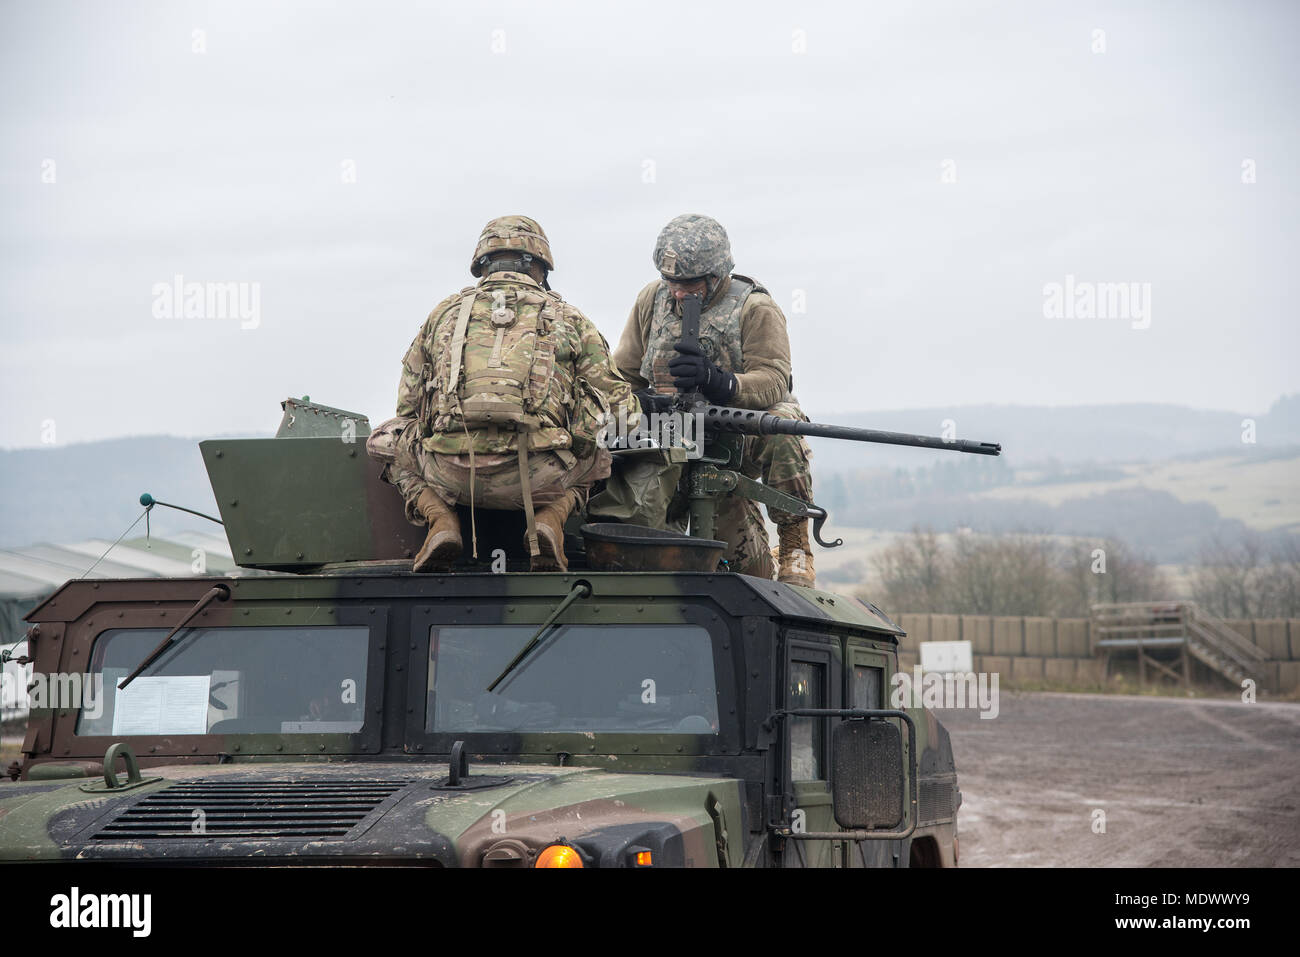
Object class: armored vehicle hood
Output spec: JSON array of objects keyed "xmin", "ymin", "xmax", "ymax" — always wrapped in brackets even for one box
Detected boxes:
[{"xmin": 0, "ymin": 760, "xmax": 741, "ymax": 867}]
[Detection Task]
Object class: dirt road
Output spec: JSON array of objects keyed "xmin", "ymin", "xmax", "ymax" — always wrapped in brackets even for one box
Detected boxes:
[{"xmin": 938, "ymin": 692, "xmax": 1300, "ymax": 867}]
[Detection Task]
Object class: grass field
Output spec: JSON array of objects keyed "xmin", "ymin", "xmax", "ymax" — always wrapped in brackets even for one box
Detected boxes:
[
  {"xmin": 976, "ymin": 452, "xmax": 1300, "ymax": 531},
  {"xmin": 805, "ymin": 450, "xmax": 1299, "ymax": 595},
  {"xmin": 802, "ymin": 526, "xmax": 1200, "ymax": 599}
]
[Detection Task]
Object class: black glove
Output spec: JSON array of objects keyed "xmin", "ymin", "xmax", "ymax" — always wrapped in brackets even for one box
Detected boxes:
[
  {"xmin": 634, "ymin": 389, "xmax": 674, "ymax": 414},
  {"xmin": 668, "ymin": 341, "xmax": 737, "ymax": 403}
]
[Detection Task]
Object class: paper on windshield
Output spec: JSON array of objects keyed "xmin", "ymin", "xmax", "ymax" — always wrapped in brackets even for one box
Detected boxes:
[{"xmin": 112, "ymin": 675, "xmax": 212, "ymax": 735}]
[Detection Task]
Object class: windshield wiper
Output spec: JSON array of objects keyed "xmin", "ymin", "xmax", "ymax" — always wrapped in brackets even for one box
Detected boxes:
[
  {"xmin": 486, "ymin": 581, "xmax": 591, "ymax": 693},
  {"xmin": 118, "ymin": 584, "xmax": 231, "ymax": 690}
]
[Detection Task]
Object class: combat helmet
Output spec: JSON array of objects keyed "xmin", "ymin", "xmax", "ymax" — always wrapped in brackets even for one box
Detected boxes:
[
  {"xmin": 471, "ymin": 215, "xmax": 555, "ymax": 280},
  {"xmin": 652, "ymin": 214, "xmax": 734, "ymax": 292}
]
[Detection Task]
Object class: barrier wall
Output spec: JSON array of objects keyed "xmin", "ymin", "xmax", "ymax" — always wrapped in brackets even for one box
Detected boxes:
[{"xmin": 888, "ymin": 615, "xmax": 1300, "ymax": 692}]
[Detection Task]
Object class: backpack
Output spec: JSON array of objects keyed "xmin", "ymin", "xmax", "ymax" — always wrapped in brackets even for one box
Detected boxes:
[
  {"xmin": 430, "ymin": 282, "xmax": 558, "ymax": 434},
  {"xmin": 424, "ymin": 281, "xmax": 564, "ymax": 559}
]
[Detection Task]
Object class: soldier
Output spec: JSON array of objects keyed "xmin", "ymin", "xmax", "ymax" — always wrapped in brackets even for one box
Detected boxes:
[
  {"xmin": 368, "ymin": 216, "xmax": 637, "ymax": 573},
  {"xmin": 607, "ymin": 213, "xmax": 817, "ymax": 586}
]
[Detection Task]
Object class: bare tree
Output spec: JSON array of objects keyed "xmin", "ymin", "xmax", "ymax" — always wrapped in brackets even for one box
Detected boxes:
[
  {"xmin": 1256, "ymin": 536, "xmax": 1300, "ymax": 618},
  {"xmin": 1193, "ymin": 533, "xmax": 1300, "ymax": 618},
  {"xmin": 941, "ymin": 534, "xmax": 1044, "ymax": 615},
  {"xmin": 869, "ymin": 528, "xmax": 1171, "ymax": 616},
  {"xmin": 1191, "ymin": 534, "xmax": 1265, "ymax": 618},
  {"xmin": 871, "ymin": 527, "xmax": 947, "ymax": 613},
  {"xmin": 1060, "ymin": 537, "xmax": 1171, "ymax": 615}
]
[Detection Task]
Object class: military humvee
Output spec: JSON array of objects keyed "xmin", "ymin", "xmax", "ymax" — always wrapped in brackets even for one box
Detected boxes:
[{"xmin": 0, "ymin": 398, "xmax": 975, "ymax": 868}]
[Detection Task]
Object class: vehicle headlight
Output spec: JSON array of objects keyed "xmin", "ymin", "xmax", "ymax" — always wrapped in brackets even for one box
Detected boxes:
[{"xmin": 534, "ymin": 843, "xmax": 585, "ymax": 868}]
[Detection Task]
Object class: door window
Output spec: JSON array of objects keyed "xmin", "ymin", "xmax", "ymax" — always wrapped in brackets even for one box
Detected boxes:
[
  {"xmin": 788, "ymin": 660, "xmax": 825, "ymax": 781},
  {"xmin": 852, "ymin": 664, "xmax": 884, "ymax": 710}
]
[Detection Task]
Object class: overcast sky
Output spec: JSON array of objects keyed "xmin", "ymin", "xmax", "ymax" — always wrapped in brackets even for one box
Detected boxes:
[{"xmin": 1, "ymin": 0, "xmax": 1296, "ymax": 449}]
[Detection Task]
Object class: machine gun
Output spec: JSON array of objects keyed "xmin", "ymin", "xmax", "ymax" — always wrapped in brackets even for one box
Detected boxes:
[{"xmin": 662, "ymin": 294, "xmax": 1001, "ymax": 549}]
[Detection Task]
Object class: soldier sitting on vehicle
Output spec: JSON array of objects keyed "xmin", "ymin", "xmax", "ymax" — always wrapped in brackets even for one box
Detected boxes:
[
  {"xmin": 596, "ymin": 213, "xmax": 818, "ymax": 587},
  {"xmin": 368, "ymin": 215, "xmax": 638, "ymax": 573}
]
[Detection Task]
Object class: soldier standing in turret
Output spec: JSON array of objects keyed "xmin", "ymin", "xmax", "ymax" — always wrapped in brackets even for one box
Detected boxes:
[
  {"xmin": 369, "ymin": 216, "xmax": 637, "ymax": 573},
  {"xmin": 609, "ymin": 214, "xmax": 817, "ymax": 587}
]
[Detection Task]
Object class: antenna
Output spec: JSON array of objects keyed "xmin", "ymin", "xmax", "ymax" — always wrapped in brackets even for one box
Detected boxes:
[
  {"xmin": 138, "ymin": 493, "xmax": 224, "ymax": 527},
  {"xmin": 76, "ymin": 494, "xmax": 225, "ymax": 580}
]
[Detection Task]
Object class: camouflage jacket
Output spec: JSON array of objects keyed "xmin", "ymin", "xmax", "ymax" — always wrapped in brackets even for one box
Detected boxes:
[
  {"xmin": 612, "ymin": 275, "xmax": 794, "ymax": 411},
  {"xmin": 397, "ymin": 272, "xmax": 637, "ymax": 456}
]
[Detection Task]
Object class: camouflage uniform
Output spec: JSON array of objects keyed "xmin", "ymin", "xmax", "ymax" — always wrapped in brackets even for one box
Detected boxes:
[
  {"xmin": 371, "ymin": 216, "xmax": 636, "ymax": 568},
  {"xmin": 607, "ymin": 215, "xmax": 814, "ymax": 581}
]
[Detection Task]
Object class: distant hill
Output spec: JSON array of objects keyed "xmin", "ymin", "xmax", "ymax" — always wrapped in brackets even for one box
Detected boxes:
[
  {"xmin": 804, "ymin": 394, "xmax": 1300, "ymax": 471},
  {"xmin": 0, "ymin": 434, "xmax": 264, "ymax": 549},
  {"xmin": 2, "ymin": 397, "xmax": 1297, "ymax": 555},
  {"xmin": 818, "ymin": 486, "xmax": 1267, "ymax": 563}
]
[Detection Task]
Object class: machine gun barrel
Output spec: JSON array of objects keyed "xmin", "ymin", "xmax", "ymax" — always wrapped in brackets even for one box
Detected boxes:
[{"xmin": 699, "ymin": 405, "xmax": 1001, "ymax": 456}]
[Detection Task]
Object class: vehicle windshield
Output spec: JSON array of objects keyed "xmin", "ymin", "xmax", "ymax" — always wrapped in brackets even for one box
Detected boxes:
[
  {"xmin": 427, "ymin": 624, "xmax": 719, "ymax": 734},
  {"xmin": 77, "ymin": 626, "xmax": 370, "ymax": 736}
]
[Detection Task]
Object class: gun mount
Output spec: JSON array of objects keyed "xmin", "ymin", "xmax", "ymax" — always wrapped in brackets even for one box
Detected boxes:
[
  {"xmin": 671, "ymin": 400, "xmax": 1000, "ymax": 548},
  {"xmin": 631, "ymin": 293, "xmax": 1002, "ymax": 551}
]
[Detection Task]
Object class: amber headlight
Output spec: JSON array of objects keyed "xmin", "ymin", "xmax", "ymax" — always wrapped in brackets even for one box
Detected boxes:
[{"xmin": 534, "ymin": 844, "xmax": 585, "ymax": 868}]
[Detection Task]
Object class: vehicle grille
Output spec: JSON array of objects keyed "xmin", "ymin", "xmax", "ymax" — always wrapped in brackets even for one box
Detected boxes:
[
  {"xmin": 91, "ymin": 780, "xmax": 411, "ymax": 841},
  {"xmin": 918, "ymin": 778, "xmax": 956, "ymax": 824}
]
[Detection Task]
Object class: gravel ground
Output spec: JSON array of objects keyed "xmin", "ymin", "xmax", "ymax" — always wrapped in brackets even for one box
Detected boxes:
[{"xmin": 939, "ymin": 691, "xmax": 1300, "ymax": 867}]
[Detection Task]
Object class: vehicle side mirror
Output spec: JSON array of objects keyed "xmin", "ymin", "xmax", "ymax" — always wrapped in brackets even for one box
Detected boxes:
[{"xmin": 831, "ymin": 718, "xmax": 905, "ymax": 830}]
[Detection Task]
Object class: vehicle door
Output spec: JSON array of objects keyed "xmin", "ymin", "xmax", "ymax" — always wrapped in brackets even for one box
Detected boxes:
[
  {"xmin": 845, "ymin": 639, "xmax": 902, "ymax": 868},
  {"xmin": 781, "ymin": 632, "xmax": 842, "ymax": 868}
]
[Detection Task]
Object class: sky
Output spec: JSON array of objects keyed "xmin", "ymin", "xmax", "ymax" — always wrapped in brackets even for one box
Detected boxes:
[{"xmin": 1, "ymin": 0, "xmax": 1297, "ymax": 449}]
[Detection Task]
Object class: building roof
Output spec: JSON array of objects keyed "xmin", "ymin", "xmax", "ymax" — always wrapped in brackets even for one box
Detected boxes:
[{"xmin": 0, "ymin": 535, "xmax": 241, "ymax": 602}]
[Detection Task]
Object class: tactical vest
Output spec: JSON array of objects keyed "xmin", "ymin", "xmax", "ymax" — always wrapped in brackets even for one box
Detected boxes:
[{"xmin": 639, "ymin": 275, "xmax": 765, "ymax": 393}]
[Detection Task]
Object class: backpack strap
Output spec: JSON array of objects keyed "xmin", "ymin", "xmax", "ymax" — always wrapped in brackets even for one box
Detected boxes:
[
  {"xmin": 731, "ymin": 273, "xmax": 768, "ymax": 297},
  {"xmin": 517, "ymin": 442, "xmax": 539, "ymax": 557},
  {"xmin": 445, "ymin": 292, "xmax": 478, "ymax": 397}
]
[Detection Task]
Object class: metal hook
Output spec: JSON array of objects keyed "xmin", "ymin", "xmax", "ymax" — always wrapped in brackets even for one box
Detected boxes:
[{"xmin": 807, "ymin": 507, "xmax": 843, "ymax": 548}]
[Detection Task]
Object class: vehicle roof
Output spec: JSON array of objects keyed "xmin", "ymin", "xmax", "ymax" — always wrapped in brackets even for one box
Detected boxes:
[{"xmin": 25, "ymin": 570, "xmax": 903, "ymax": 639}]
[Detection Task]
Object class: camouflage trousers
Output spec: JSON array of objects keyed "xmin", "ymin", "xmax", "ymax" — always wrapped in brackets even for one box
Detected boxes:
[
  {"xmin": 720, "ymin": 399, "xmax": 814, "ymax": 578},
  {"xmin": 588, "ymin": 399, "xmax": 813, "ymax": 579},
  {"xmin": 368, "ymin": 417, "xmax": 611, "ymax": 526}
]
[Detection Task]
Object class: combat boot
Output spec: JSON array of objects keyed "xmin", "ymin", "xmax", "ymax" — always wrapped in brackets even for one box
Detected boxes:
[
  {"xmin": 413, "ymin": 489, "xmax": 462, "ymax": 571},
  {"xmin": 776, "ymin": 521, "xmax": 816, "ymax": 588},
  {"xmin": 532, "ymin": 490, "xmax": 578, "ymax": 572}
]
